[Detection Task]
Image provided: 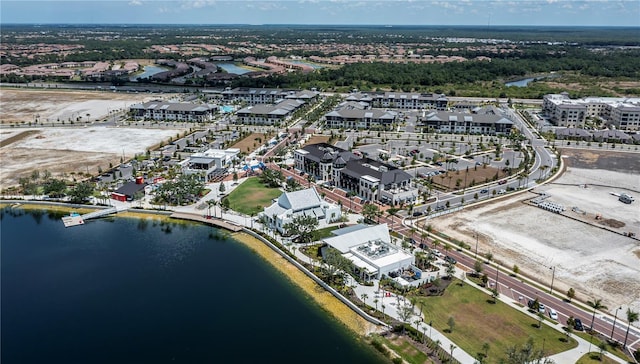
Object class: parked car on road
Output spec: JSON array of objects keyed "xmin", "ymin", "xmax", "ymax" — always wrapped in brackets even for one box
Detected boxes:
[
  {"xmin": 444, "ymin": 255, "xmax": 457, "ymax": 265},
  {"xmin": 480, "ymin": 189, "xmax": 488, "ymax": 194},
  {"xmin": 574, "ymin": 318, "xmax": 584, "ymax": 331},
  {"xmin": 538, "ymin": 303, "xmax": 546, "ymax": 313},
  {"xmin": 549, "ymin": 308, "xmax": 558, "ymax": 320}
]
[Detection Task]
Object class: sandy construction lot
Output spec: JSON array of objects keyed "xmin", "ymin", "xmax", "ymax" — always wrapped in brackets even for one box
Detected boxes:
[
  {"xmin": 0, "ymin": 127, "xmax": 185, "ymax": 188},
  {"xmin": 0, "ymin": 88, "xmax": 188, "ymax": 189},
  {"xmin": 427, "ymin": 149, "xmax": 640, "ymax": 317},
  {"xmin": 0, "ymin": 88, "xmax": 161, "ymax": 124}
]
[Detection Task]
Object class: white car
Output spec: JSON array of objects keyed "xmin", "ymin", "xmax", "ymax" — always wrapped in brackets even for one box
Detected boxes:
[
  {"xmin": 538, "ymin": 303, "xmax": 546, "ymax": 313},
  {"xmin": 549, "ymin": 308, "xmax": 558, "ymax": 320}
]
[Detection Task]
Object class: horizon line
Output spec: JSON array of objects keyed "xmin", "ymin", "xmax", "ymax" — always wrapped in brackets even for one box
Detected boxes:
[{"xmin": 2, "ymin": 23, "xmax": 639, "ymax": 28}]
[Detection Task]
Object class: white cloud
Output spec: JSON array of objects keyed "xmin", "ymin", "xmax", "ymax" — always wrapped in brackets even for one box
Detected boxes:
[
  {"xmin": 128, "ymin": 0, "xmax": 143, "ymax": 5},
  {"xmin": 180, "ymin": 0, "xmax": 217, "ymax": 10}
]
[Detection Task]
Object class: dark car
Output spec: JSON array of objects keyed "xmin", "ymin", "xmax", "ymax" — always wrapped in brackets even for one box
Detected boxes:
[
  {"xmin": 574, "ymin": 318, "xmax": 584, "ymax": 331},
  {"xmin": 444, "ymin": 256, "xmax": 457, "ymax": 265},
  {"xmin": 412, "ymin": 211, "xmax": 423, "ymax": 217}
]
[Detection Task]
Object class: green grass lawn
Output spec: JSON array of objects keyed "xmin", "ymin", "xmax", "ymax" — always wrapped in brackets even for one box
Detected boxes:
[
  {"xmin": 224, "ymin": 177, "xmax": 282, "ymax": 215},
  {"xmin": 373, "ymin": 334, "xmax": 433, "ymax": 364},
  {"xmin": 575, "ymin": 352, "xmax": 619, "ymax": 364},
  {"xmin": 417, "ymin": 281, "xmax": 577, "ymax": 363},
  {"xmin": 571, "ymin": 331, "xmax": 630, "ymax": 362},
  {"xmin": 312, "ymin": 225, "xmax": 340, "ymax": 241}
]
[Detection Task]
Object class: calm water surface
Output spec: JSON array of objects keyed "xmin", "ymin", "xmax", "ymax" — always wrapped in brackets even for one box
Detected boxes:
[{"xmin": 1, "ymin": 208, "xmax": 387, "ymax": 364}]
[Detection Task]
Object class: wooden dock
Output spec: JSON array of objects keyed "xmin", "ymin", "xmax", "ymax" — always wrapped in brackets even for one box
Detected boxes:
[
  {"xmin": 62, "ymin": 213, "xmax": 85, "ymax": 227},
  {"xmin": 61, "ymin": 207, "xmax": 121, "ymax": 227},
  {"xmin": 169, "ymin": 212, "xmax": 244, "ymax": 232}
]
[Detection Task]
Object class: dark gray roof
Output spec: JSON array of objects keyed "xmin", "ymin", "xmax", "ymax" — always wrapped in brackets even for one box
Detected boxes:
[
  {"xmin": 115, "ymin": 181, "xmax": 147, "ymax": 197},
  {"xmin": 300, "ymin": 143, "xmax": 411, "ymax": 185}
]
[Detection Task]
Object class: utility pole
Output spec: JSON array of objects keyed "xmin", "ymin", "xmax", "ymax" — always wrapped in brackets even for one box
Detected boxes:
[{"xmin": 549, "ymin": 266, "xmax": 556, "ymax": 295}]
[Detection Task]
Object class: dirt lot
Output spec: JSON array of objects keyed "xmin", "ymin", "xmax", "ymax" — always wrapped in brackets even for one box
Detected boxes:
[
  {"xmin": 231, "ymin": 132, "xmax": 275, "ymax": 154},
  {"xmin": 0, "ymin": 89, "xmax": 186, "ymax": 189},
  {"xmin": 0, "ymin": 88, "xmax": 160, "ymax": 125},
  {"xmin": 427, "ymin": 149, "xmax": 640, "ymax": 317}
]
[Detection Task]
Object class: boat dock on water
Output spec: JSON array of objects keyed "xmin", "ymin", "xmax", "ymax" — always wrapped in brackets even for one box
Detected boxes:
[{"xmin": 61, "ymin": 207, "xmax": 123, "ymax": 227}]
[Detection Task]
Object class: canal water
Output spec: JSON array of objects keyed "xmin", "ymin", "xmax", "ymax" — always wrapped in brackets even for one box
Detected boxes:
[
  {"xmin": 216, "ymin": 63, "xmax": 253, "ymax": 75},
  {"xmin": 1, "ymin": 208, "xmax": 387, "ymax": 364},
  {"xmin": 130, "ymin": 65, "xmax": 170, "ymax": 81}
]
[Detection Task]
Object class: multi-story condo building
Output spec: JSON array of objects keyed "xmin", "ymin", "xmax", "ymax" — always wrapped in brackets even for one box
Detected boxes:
[
  {"xmin": 346, "ymin": 91, "xmax": 448, "ymax": 110},
  {"xmin": 324, "ymin": 101, "xmax": 398, "ymax": 130},
  {"xmin": 130, "ymin": 101, "xmax": 216, "ymax": 122},
  {"xmin": 543, "ymin": 93, "xmax": 640, "ymax": 131},
  {"xmin": 235, "ymin": 99, "xmax": 305, "ymax": 126},
  {"xmin": 295, "ymin": 143, "xmax": 418, "ymax": 206},
  {"xmin": 417, "ymin": 107, "xmax": 513, "ymax": 135},
  {"xmin": 219, "ymin": 87, "xmax": 319, "ymax": 105}
]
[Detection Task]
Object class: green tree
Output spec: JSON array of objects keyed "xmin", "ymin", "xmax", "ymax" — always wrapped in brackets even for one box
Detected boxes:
[
  {"xmin": 361, "ymin": 203, "xmax": 381, "ymax": 223},
  {"xmin": 504, "ymin": 338, "xmax": 553, "ymax": 364},
  {"xmin": 282, "ymin": 215, "xmax": 319, "ymax": 243},
  {"xmin": 447, "ymin": 316, "xmax": 455, "ymax": 333},
  {"xmin": 43, "ymin": 179, "xmax": 67, "ymax": 197},
  {"xmin": 512, "ymin": 264, "xmax": 520, "ymax": 277},
  {"xmin": 566, "ymin": 288, "xmax": 576, "ymax": 302},
  {"xmin": 623, "ymin": 309, "xmax": 639, "ymax": 349},
  {"xmin": 474, "ymin": 260, "xmax": 484, "ymax": 276},
  {"xmin": 587, "ymin": 298, "xmax": 608, "ymax": 332},
  {"xmin": 69, "ymin": 182, "xmax": 94, "ymax": 203},
  {"xmin": 386, "ymin": 207, "xmax": 399, "ymax": 228},
  {"xmin": 219, "ymin": 182, "xmax": 226, "ymax": 194}
]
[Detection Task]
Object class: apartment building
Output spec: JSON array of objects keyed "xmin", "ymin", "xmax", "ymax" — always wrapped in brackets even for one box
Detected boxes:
[
  {"xmin": 543, "ymin": 93, "xmax": 640, "ymax": 131},
  {"xmin": 235, "ymin": 99, "xmax": 305, "ymax": 126},
  {"xmin": 294, "ymin": 143, "xmax": 417, "ymax": 206},
  {"xmin": 129, "ymin": 101, "xmax": 217, "ymax": 122},
  {"xmin": 418, "ymin": 107, "xmax": 514, "ymax": 135},
  {"xmin": 220, "ymin": 87, "xmax": 319, "ymax": 105},
  {"xmin": 346, "ymin": 91, "xmax": 448, "ymax": 110},
  {"xmin": 324, "ymin": 101, "xmax": 398, "ymax": 130}
]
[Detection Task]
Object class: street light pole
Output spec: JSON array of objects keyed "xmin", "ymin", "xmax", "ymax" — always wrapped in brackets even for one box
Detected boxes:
[
  {"xmin": 611, "ymin": 306, "xmax": 621, "ymax": 340},
  {"xmin": 549, "ymin": 266, "xmax": 556, "ymax": 295},
  {"xmin": 475, "ymin": 231, "xmax": 479, "ymax": 259}
]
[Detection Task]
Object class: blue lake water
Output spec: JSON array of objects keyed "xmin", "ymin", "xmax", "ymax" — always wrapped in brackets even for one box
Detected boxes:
[
  {"xmin": 1, "ymin": 208, "xmax": 387, "ymax": 364},
  {"xmin": 130, "ymin": 65, "xmax": 170, "ymax": 81},
  {"xmin": 216, "ymin": 63, "xmax": 252, "ymax": 75},
  {"xmin": 290, "ymin": 60, "xmax": 323, "ymax": 69},
  {"xmin": 505, "ymin": 77, "xmax": 536, "ymax": 87}
]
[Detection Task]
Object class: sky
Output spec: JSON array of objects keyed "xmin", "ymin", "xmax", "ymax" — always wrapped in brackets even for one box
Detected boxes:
[{"xmin": 1, "ymin": 0, "xmax": 639, "ymax": 27}]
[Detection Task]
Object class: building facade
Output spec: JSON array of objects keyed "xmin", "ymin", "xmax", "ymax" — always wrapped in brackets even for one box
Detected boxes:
[
  {"xmin": 261, "ymin": 187, "xmax": 342, "ymax": 235},
  {"xmin": 295, "ymin": 143, "xmax": 417, "ymax": 205},
  {"xmin": 543, "ymin": 94, "xmax": 640, "ymax": 131},
  {"xmin": 323, "ymin": 101, "xmax": 398, "ymax": 130},
  {"xmin": 235, "ymin": 99, "xmax": 306, "ymax": 126},
  {"xmin": 130, "ymin": 101, "xmax": 216, "ymax": 122},
  {"xmin": 346, "ymin": 91, "xmax": 448, "ymax": 110},
  {"xmin": 418, "ymin": 107, "xmax": 514, "ymax": 135}
]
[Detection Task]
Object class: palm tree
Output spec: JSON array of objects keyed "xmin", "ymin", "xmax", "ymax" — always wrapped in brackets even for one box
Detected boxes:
[
  {"xmin": 623, "ymin": 308, "xmax": 639, "ymax": 349},
  {"xmin": 373, "ymin": 298, "xmax": 379, "ymax": 311},
  {"xmin": 361, "ymin": 293, "xmax": 368, "ymax": 305},
  {"xmin": 587, "ymin": 298, "xmax": 608, "ymax": 331},
  {"xmin": 387, "ymin": 208, "xmax": 399, "ymax": 229},
  {"xmin": 421, "ymin": 231, "xmax": 428, "ymax": 247}
]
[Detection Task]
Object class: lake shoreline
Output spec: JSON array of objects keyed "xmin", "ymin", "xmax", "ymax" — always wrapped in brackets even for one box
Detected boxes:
[{"xmin": 1, "ymin": 201, "xmax": 383, "ymax": 341}]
